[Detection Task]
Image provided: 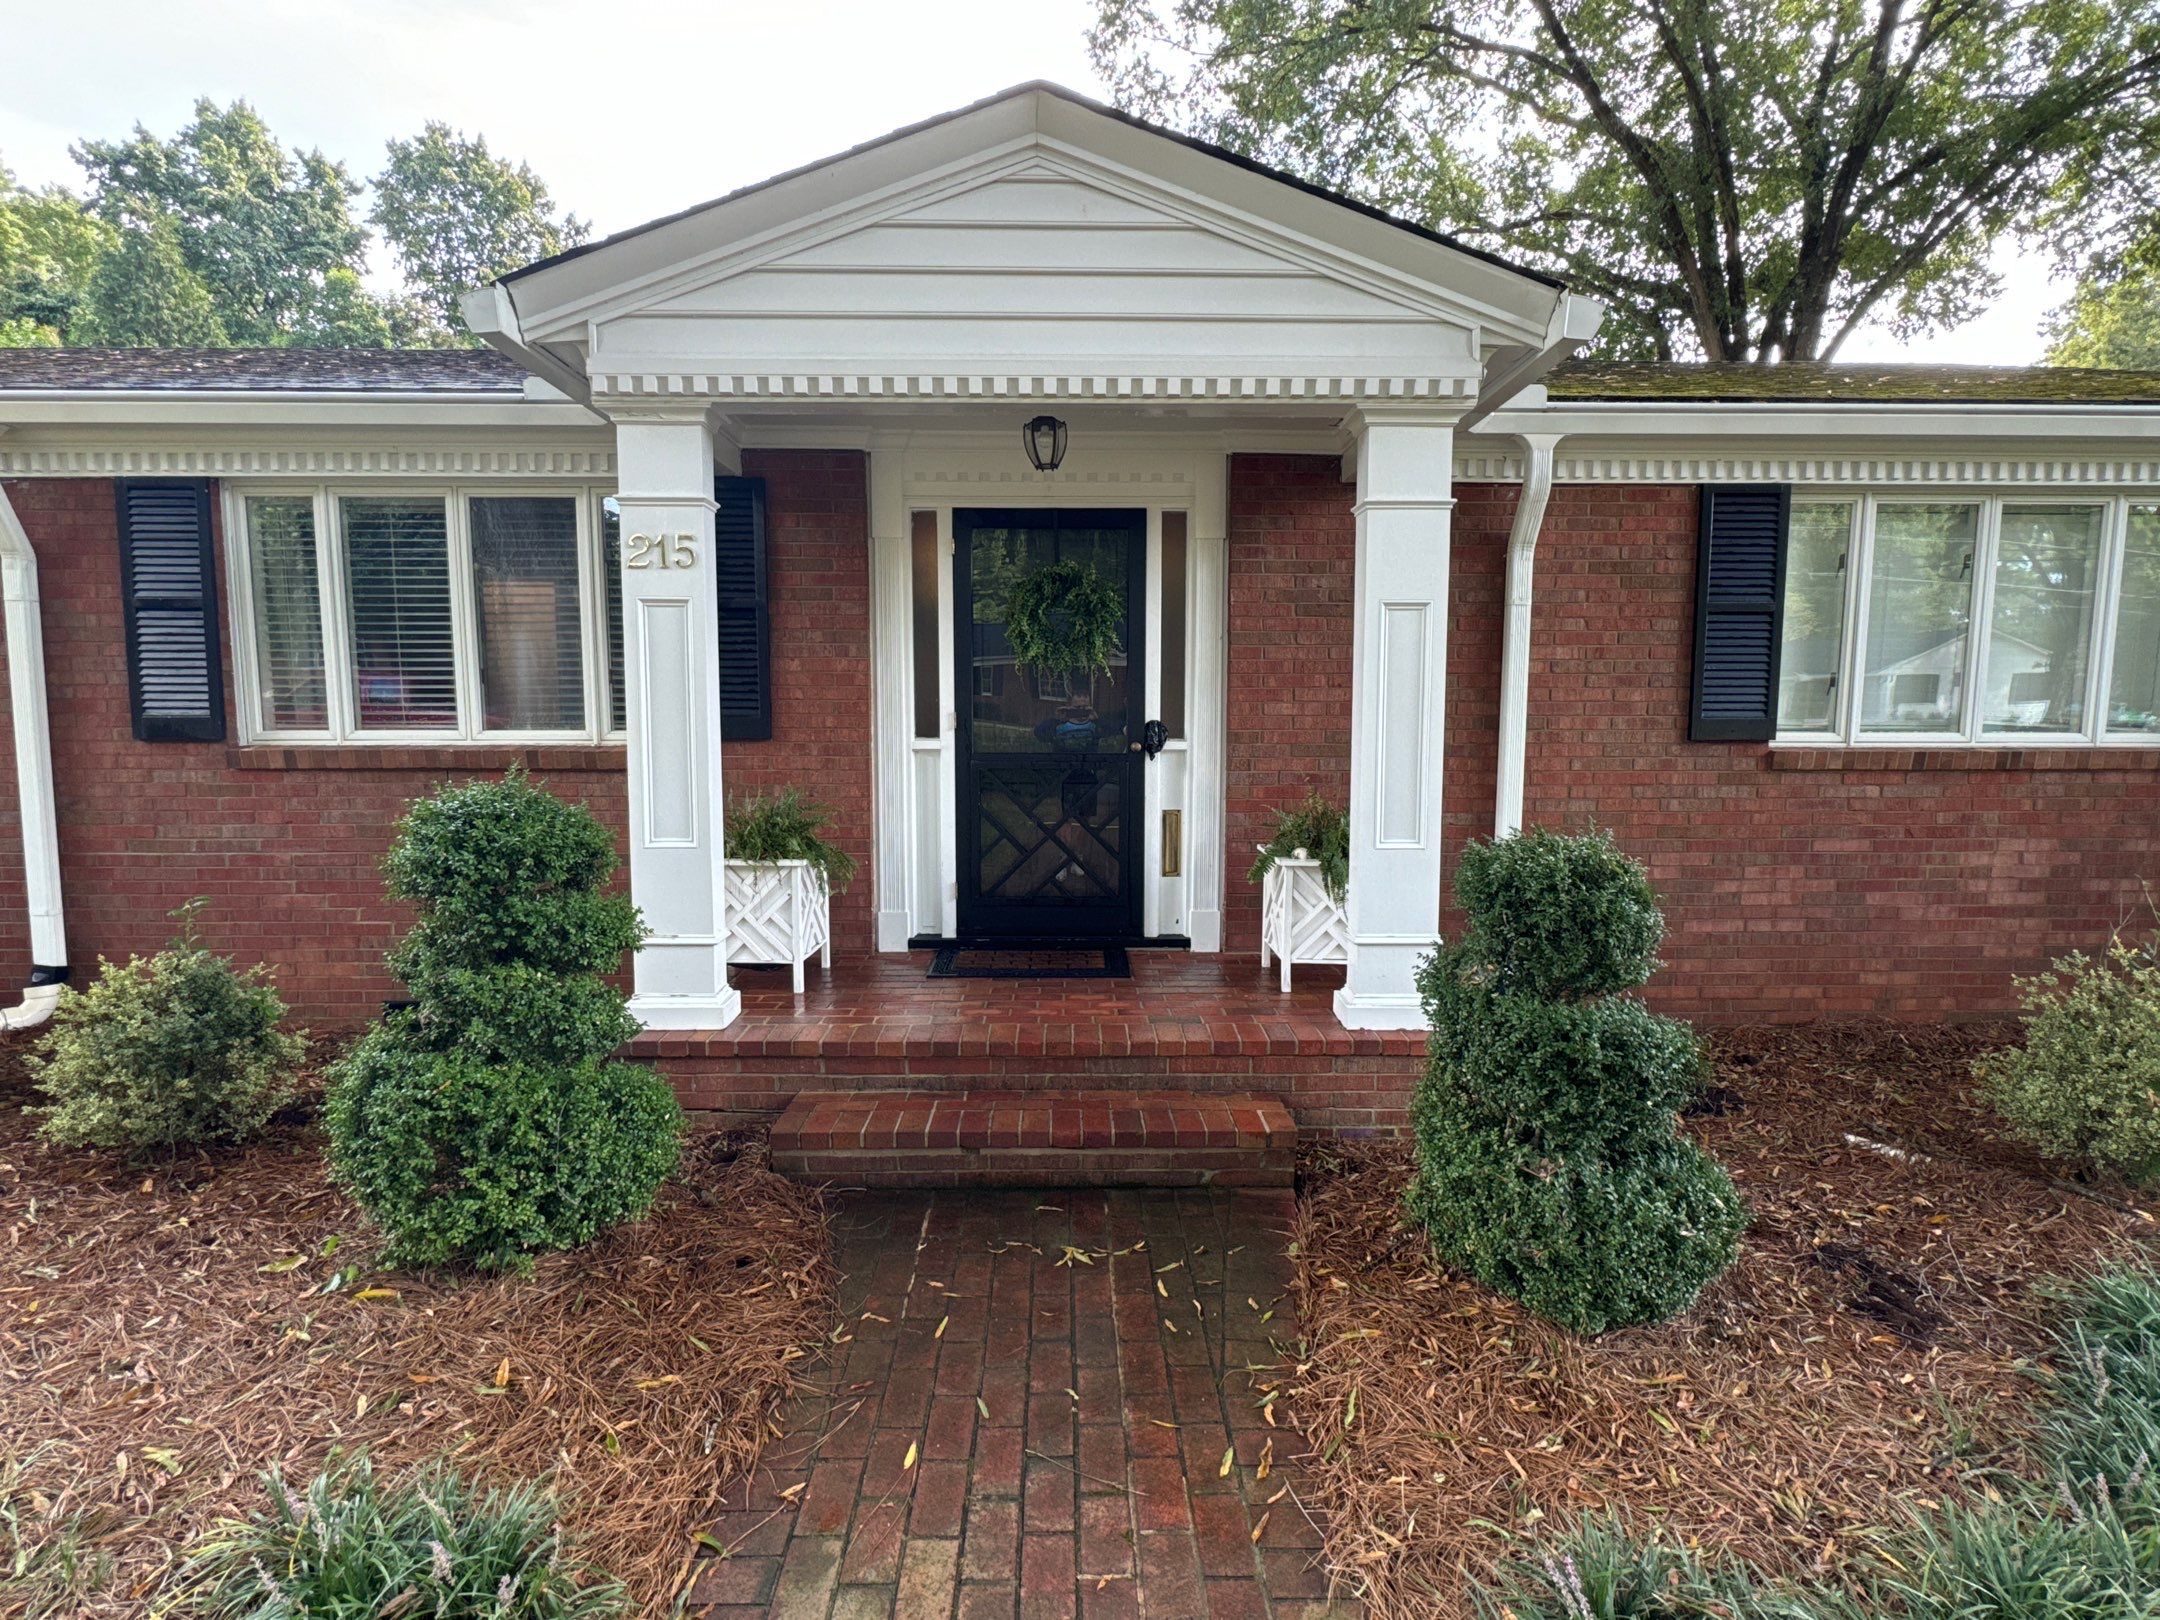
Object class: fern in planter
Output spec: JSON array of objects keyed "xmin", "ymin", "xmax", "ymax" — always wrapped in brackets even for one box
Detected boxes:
[
  {"xmin": 1247, "ymin": 792, "xmax": 1350, "ymax": 905},
  {"xmin": 725, "ymin": 790, "xmax": 858, "ymax": 895}
]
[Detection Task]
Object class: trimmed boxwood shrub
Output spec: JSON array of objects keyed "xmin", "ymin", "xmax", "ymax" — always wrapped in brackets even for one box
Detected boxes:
[
  {"xmin": 29, "ymin": 902, "xmax": 305, "ymax": 1152},
  {"xmin": 325, "ymin": 771, "xmax": 680, "ymax": 1272},
  {"xmin": 1408, "ymin": 828, "xmax": 1745, "ymax": 1334}
]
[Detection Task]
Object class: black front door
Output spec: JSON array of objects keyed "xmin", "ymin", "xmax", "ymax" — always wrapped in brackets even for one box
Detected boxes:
[{"xmin": 955, "ymin": 508, "xmax": 1146, "ymax": 941}]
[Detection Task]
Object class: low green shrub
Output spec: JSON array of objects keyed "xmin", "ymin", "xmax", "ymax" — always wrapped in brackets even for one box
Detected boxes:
[
  {"xmin": 326, "ymin": 772, "xmax": 680, "ymax": 1272},
  {"xmin": 1976, "ymin": 939, "xmax": 2160, "ymax": 1188},
  {"xmin": 1247, "ymin": 791, "xmax": 1350, "ymax": 904},
  {"xmin": 28, "ymin": 903, "xmax": 305, "ymax": 1152},
  {"xmin": 186, "ymin": 1454, "xmax": 625, "ymax": 1618},
  {"xmin": 724, "ymin": 788, "xmax": 859, "ymax": 893},
  {"xmin": 1409, "ymin": 829, "xmax": 1743, "ymax": 1335}
]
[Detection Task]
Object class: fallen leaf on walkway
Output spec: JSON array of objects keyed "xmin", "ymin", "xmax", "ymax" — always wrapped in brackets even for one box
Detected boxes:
[
  {"xmin": 935, "ymin": 1316, "xmax": 948, "ymax": 1339},
  {"xmin": 903, "ymin": 1441, "xmax": 918, "ymax": 1470},
  {"xmin": 1220, "ymin": 1447, "xmax": 1235, "ymax": 1478},
  {"xmin": 1250, "ymin": 1510, "xmax": 1270, "ymax": 1542}
]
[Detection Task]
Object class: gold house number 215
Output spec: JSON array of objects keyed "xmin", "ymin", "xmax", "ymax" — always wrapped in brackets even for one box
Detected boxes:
[{"xmin": 623, "ymin": 532, "xmax": 698, "ymax": 570}]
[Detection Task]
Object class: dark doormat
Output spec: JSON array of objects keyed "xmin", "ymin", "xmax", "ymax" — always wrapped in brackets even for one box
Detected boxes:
[{"xmin": 928, "ymin": 945, "xmax": 1132, "ymax": 980}]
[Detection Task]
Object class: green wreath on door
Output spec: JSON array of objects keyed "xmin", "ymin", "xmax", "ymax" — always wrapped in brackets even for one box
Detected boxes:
[{"xmin": 1003, "ymin": 559, "xmax": 1124, "ymax": 676}]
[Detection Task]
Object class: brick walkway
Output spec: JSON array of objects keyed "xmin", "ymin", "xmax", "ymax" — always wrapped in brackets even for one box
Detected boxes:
[{"xmin": 689, "ymin": 1189, "xmax": 1360, "ymax": 1618}]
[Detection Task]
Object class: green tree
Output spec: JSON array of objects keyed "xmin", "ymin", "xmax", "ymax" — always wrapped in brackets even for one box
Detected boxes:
[
  {"xmin": 284, "ymin": 266, "xmax": 396, "ymax": 348},
  {"xmin": 0, "ymin": 159, "xmax": 115, "ymax": 342},
  {"xmin": 73, "ymin": 99, "xmax": 367, "ymax": 345},
  {"xmin": 2047, "ymin": 264, "xmax": 2160, "ymax": 366},
  {"xmin": 1089, "ymin": 0, "xmax": 2160, "ymax": 360},
  {"xmin": 371, "ymin": 123, "xmax": 587, "ymax": 338},
  {"xmin": 69, "ymin": 216, "xmax": 226, "ymax": 346}
]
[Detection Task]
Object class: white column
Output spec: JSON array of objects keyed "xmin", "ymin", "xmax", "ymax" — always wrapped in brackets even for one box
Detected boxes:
[
  {"xmin": 1186, "ymin": 448, "xmax": 1229, "ymax": 954},
  {"xmin": 614, "ymin": 409, "xmax": 741, "ymax": 1031},
  {"xmin": 867, "ymin": 438, "xmax": 915, "ymax": 951},
  {"xmin": 1335, "ymin": 409, "xmax": 1458, "ymax": 1030}
]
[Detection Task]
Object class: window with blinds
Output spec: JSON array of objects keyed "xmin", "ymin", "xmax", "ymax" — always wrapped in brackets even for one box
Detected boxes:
[
  {"xmin": 470, "ymin": 495, "xmax": 585, "ymax": 732},
  {"xmin": 244, "ymin": 496, "xmax": 328, "ymax": 732},
  {"xmin": 342, "ymin": 497, "xmax": 458, "ymax": 732}
]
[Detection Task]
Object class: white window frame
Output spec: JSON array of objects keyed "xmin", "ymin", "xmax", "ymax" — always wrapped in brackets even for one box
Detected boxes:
[
  {"xmin": 225, "ymin": 482, "xmax": 626, "ymax": 746},
  {"xmin": 1775, "ymin": 490, "xmax": 2152, "ymax": 748}
]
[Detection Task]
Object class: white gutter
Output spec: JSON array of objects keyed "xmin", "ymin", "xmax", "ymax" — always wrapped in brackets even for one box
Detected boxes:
[
  {"xmin": 1495, "ymin": 433, "xmax": 1562, "ymax": 838},
  {"xmin": 460, "ymin": 282, "xmax": 595, "ymax": 406},
  {"xmin": 0, "ymin": 483, "xmax": 66, "ymax": 1029},
  {"xmin": 1461, "ymin": 292, "xmax": 1606, "ymax": 429}
]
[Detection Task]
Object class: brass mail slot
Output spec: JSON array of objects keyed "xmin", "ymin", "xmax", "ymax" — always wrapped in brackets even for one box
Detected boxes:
[{"xmin": 1162, "ymin": 809, "xmax": 1182, "ymax": 877}]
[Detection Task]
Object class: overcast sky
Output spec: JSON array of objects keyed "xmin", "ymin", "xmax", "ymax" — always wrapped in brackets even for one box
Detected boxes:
[{"xmin": 0, "ymin": 0, "xmax": 2059, "ymax": 363}]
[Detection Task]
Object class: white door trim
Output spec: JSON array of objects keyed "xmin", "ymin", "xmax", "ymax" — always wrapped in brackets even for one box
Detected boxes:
[{"xmin": 868, "ymin": 434, "xmax": 1230, "ymax": 950}]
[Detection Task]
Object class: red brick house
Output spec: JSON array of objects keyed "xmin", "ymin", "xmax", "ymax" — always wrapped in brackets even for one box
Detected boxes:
[{"xmin": 1, "ymin": 84, "xmax": 2155, "ymax": 1138}]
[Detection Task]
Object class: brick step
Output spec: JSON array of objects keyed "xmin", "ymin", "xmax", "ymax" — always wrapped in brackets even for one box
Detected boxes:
[{"xmin": 769, "ymin": 1089, "xmax": 1297, "ymax": 1188}]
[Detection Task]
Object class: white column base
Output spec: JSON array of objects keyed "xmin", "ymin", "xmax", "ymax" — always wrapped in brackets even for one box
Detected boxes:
[
  {"xmin": 1332, "ymin": 934, "xmax": 1435, "ymax": 1030},
  {"xmin": 1187, "ymin": 907, "xmax": 1222, "ymax": 955},
  {"xmin": 1331, "ymin": 986, "xmax": 1428, "ymax": 1031},
  {"xmin": 629, "ymin": 985, "xmax": 743, "ymax": 1032},
  {"xmin": 877, "ymin": 907, "xmax": 913, "ymax": 953}
]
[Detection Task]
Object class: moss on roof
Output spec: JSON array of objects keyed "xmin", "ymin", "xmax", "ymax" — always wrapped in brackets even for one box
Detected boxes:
[{"xmin": 1546, "ymin": 361, "xmax": 2160, "ymax": 404}]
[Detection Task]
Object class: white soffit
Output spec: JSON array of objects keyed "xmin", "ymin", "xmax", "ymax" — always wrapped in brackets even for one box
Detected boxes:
[{"xmin": 495, "ymin": 86, "xmax": 1568, "ymax": 400}]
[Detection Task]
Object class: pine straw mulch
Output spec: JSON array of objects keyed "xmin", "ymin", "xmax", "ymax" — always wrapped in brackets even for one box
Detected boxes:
[
  {"xmin": 1283, "ymin": 1022, "xmax": 2160, "ymax": 1620},
  {"xmin": 0, "ymin": 1070, "xmax": 836, "ymax": 1617}
]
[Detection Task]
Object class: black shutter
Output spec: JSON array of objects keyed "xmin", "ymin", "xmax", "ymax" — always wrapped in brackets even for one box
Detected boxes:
[
  {"xmin": 115, "ymin": 478, "xmax": 225, "ymax": 742},
  {"xmin": 1688, "ymin": 484, "xmax": 1791, "ymax": 741},
  {"xmin": 715, "ymin": 475, "xmax": 771, "ymax": 742}
]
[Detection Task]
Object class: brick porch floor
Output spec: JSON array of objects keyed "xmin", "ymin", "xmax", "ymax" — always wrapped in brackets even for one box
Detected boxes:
[
  {"xmin": 686, "ymin": 1189, "xmax": 1360, "ymax": 1618},
  {"xmin": 629, "ymin": 954, "xmax": 1426, "ymax": 1136}
]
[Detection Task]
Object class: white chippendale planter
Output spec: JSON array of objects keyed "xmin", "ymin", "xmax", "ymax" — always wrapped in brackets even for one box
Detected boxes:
[
  {"xmin": 1258, "ymin": 850, "xmax": 1350, "ymax": 992},
  {"xmin": 724, "ymin": 859, "xmax": 832, "ymax": 994}
]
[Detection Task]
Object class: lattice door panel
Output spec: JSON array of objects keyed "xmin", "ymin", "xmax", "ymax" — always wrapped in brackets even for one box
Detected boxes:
[{"xmin": 973, "ymin": 763, "xmax": 1125, "ymax": 906}]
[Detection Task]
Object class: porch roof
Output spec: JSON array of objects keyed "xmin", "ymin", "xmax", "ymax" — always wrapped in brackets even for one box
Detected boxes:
[{"xmin": 463, "ymin": 82, "xmax": 1599, "ymax": 415}]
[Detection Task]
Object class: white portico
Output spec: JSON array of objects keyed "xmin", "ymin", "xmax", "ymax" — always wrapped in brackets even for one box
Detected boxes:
[{"xmin": 465, "ymin": 82, "xmax": 1599, "ymax": 1031}]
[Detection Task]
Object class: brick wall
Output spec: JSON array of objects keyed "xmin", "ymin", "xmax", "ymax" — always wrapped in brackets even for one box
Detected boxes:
[
  {"xmin": 1223, "ymin": 455, "xmax": 1355, "ymax": 951},
  {"xmin": 1221, "ymin": 460, "xmax": 2156, "ymax": 1021},
  {"xmin": 0, "ymin": 451, "xmax": 872, "ymax": 1026},
  {"xmin": 1497, "ymin": 481, "xmax": 2158, "ymax": 1021},
  {"xmin": 732, "ymin": 450, "xmax": 875, "ymax": 953}
]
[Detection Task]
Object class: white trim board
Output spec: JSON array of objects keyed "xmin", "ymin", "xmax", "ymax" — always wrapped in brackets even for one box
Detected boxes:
[{"xmin": 868, "ymin": 438, "xmax": 1228, "ymax": 952}]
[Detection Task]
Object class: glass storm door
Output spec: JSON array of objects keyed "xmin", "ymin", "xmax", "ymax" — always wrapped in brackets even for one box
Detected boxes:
[{"xmin": 954, "ymin": 508, "xmax": 1147, "ymax": 940}]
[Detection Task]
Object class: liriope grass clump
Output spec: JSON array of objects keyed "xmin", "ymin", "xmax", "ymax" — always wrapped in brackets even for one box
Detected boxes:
[
  {"xmin": 1479, "ymin": 1262, "xmax": 2160, "ymax": 1620},
  {"xmin": 1408, "ymin": 828, "xmax": 1745, "ymax": 1334},
  {"xmin": 326, "ymin": 770, "xmax": 680, "ymax": 1272},
  {"xmin": 187, "ymin": 1454, "xmax": 626, "ymax": 1617}
]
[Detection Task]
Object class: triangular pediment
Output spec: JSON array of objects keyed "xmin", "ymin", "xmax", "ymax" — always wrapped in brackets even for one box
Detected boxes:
[{"xmin": 485, "ymin": 85, "xmax": 1581, "ymax": 403}]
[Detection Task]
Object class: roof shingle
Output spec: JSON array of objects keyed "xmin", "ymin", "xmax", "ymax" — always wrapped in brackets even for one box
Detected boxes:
[
  {"xmin": 1546, "ymin": 360, "xmax": 2160, "ymax": 405},
  {"xmin": 0, "ymin": 348, "xmax": 529, "ymax": 393}
]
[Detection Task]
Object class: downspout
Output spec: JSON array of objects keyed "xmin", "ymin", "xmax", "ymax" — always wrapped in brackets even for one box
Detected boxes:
[
  {"xmin": 0, "ymin": 483, "xmax": 67, "ymax": 1029},
  {"xmin": 1495, "ymin": 433, "xmax": 1562, "ymax": 838}
]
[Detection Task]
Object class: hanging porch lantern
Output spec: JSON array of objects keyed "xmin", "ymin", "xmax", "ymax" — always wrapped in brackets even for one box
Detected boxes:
[{"xmin": 1022, "ymin": 414, "xmax": 1068, "ymax": 472}]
